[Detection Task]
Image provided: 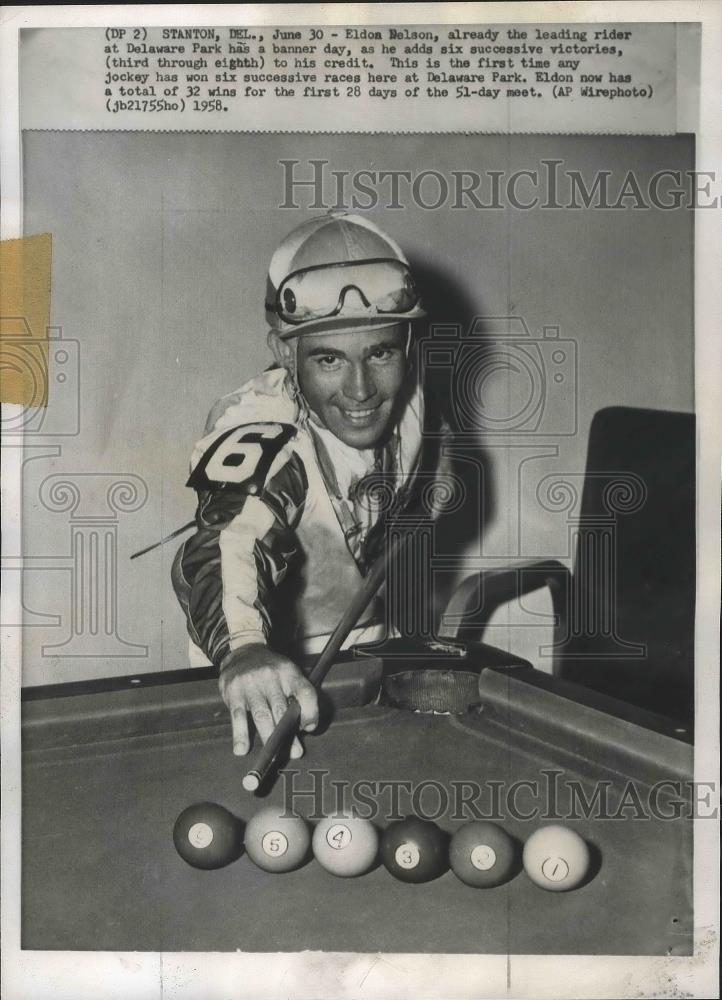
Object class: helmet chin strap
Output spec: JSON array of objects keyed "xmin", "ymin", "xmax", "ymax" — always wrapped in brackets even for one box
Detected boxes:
[
  {"xmin": 286, "ymin": 336, "xmax": 309, "ymax": 421},
  {"xmin": 404, "ymin": 322, "xmax": 413, "ymax": 356}
]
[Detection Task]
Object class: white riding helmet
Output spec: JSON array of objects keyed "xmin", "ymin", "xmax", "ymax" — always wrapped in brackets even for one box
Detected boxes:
[{"xmin": 265, "ymin": 212, "xmax": 425, "ymax": 340}]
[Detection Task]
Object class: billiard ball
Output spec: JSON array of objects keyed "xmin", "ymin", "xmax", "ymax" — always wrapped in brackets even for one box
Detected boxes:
[
  {"xmin": 522, "ymin": 824, "xmax": 591, "ymax": 891},
  {"xmin": 244, "ymin": 807, "xmax": 311, "ymax": 873},
  {"xmin": 449, "ymin": 821, "xmax": 516, "ymax": 888},
  {"xmin": 380, "ymin": 816, "xmax": 448, "ymax": 883},
  {"xmin": 173, "ymin": 802, "xmax": 243, "ymax": 870},
  {"xmin": 312, "ymin": 814, "xmax": 379, "ymax": 877}
]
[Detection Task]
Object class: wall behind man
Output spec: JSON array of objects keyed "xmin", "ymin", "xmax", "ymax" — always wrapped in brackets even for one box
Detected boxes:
[{"xmin": 21, "ymin": 132, "xmax": 693, "ymax": 685}]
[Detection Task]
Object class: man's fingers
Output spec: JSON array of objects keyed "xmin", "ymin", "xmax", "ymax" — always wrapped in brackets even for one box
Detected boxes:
[
  {"xmin": 269, "ymin": 696, "xmax": 290, "ymax": 725},
  {"xmin": 229, "ymin": 702, "xmax": 250, "ymax": 757},
  {"xmin": 270, "ymin": 695, "xmax": 304, "ymax": 759},
  {"xmin": 287, "ymin": 676, "xmax": 319, "ymax": 733},
  {"xmin": 222, "ymin": 657, "xmax": 313, "ymax": 759},
  {"xmin": 247, "ymin": 695, "xmax": 277, "ymax": 746}
]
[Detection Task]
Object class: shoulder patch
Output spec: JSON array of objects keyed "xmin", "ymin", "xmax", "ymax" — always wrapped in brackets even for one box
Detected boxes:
[{"xmin": 187, "ymin": 422, "xmax": 296, "ymax": 493}]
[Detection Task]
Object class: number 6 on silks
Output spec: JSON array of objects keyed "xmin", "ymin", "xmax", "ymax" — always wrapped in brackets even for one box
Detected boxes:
[{"xmin": 187, "ymin": 422, "xmax": 295, "ymax": 493}]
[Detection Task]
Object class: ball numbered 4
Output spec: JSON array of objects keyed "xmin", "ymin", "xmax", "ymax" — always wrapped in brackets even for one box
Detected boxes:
[
  {"xmin": 173, "ymin": 802, "xmax": 243, "ymax": 870},
  {"xmin": 522, "ymin": 825, "xmax": 590, "ymax": 892},
  {"xmin": 312, "ymin": 814, "xmax": 379, "ymax": 877},
  {"xmin": 244, "ymin": 807, "xmax": 311, "ymax": 873},
  {"xmin": 449, "ymin": 821, "xmax": 516, "ymax": 888}
]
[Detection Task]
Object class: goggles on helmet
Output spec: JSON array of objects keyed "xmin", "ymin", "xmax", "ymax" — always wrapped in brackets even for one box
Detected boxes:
[{"xmin": 267, "ymin": 258, "xmax": 420, "ymax": 327}]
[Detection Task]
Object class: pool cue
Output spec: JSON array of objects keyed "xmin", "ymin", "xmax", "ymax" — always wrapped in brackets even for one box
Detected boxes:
[{"xmin": 242, "ymin": 532, "xmax": 403, "ymax": 792}]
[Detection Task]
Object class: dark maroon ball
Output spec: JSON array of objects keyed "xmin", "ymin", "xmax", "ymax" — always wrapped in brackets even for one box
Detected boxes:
[
  {"xmin": 173, "ymin": 802, "xmax": 243, "ymax": 870},
  {"xmin": 380, "ymin": 816, "xmax": 448, "ymax": 883}
]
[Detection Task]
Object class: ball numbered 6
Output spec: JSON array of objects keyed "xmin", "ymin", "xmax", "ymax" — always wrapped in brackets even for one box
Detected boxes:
[{"xmin": 173, "ymin": 802, "xmax": 243, "ymax": 870}]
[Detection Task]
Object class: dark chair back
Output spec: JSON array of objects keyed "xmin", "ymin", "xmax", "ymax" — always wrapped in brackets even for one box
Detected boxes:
[{"xmin": 560, "ymin": 406, "xmax": 695, "ymax": 724}]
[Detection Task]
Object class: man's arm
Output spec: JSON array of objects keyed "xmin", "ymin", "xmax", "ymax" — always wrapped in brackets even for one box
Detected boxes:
[{"xmin": 172, "ymin": 422, "xmax": 319, "ymax": 755}]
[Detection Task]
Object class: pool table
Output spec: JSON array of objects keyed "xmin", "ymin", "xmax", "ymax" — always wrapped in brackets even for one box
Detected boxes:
[{"xmin": 21, "ymin": 642, "xmax": 694, "ymax": 954}]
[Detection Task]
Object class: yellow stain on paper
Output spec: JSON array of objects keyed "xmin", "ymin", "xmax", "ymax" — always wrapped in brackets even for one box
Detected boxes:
[{"xmin": 0, "ymin": 234, "xmax": 52, "ymax": 406}]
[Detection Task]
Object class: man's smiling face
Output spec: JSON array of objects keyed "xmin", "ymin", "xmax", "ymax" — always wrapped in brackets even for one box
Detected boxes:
[{"xmin": 295, "ymin": 323, "xmax": 408, "ymax": 449}]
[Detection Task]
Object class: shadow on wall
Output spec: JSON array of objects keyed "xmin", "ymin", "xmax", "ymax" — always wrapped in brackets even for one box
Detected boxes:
[{"xmin": 409, "ymin": 256, "xmax": 497, "ymax": 624}]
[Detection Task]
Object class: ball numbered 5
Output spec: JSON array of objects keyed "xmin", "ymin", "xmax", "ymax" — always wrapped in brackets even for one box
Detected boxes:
[{"xmin": 244, "ymin": 807, "xmax": 311, "ymax": 873}]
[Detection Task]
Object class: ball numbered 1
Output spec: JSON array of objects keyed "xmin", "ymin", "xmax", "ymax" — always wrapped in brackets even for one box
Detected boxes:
[
  {"xmin": 449, "ymin": 821, "xmax": 516, "ymax": 888},
  {"xmin": 244, "ymin": 807, "xmax": 311, "ymax": 873},
  {"xmin": 173, "ymin": 802, "xmax": 243, "ymax": 870},
  {"xmin": 380, "ymin": 817, "xmax": 448, "ymax": 883},
  {"xmin": 522, "ymin": 825, "xmax": 590, "ymax": 892},
  {"xmin": 312, "ymin": 814, "xmax": 379, "ymax": 877}
]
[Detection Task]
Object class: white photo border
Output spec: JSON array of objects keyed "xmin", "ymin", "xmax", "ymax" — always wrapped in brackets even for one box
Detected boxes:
[{"xmin": 1, "ymin": 4, "xmax": 719, "ymax": 999}]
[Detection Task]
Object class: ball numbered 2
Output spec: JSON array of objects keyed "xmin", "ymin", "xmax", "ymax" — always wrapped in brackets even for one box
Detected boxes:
[{"xmin": 449, "ymin": 821, "xmax": 516, "ymax": 888}]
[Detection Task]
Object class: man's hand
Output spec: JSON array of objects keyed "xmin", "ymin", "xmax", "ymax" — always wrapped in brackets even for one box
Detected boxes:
[{"xmin": 218, "ymin": 644, "xmax": 319, "ymax": 758}]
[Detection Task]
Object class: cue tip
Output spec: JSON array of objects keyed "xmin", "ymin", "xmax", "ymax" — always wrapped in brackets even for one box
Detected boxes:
[{"xmin": 243, "ymin": 772, "xmax": 260, "ymax": 792}]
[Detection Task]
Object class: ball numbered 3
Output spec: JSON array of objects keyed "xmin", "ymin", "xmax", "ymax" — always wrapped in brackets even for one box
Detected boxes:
[
  {"xmin": 244, "ymin": 807, "xmax": 311, "ymax": 873},
  {"xmin": 380, "ymin": 816, "xmax": 448, "ymax": 883},
  {"xmin": 312, "ymin": 814, "xmax": 379, "ymax": 877}
]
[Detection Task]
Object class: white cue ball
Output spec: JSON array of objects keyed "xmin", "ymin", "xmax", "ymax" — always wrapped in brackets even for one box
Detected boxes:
[{"xmin": 522, "ymin": 825, "xmax": 591, "ymax": 892}]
